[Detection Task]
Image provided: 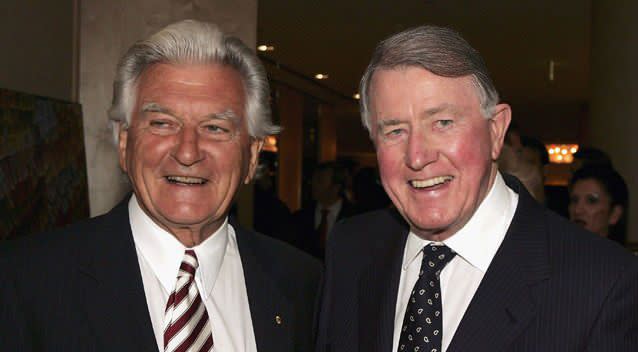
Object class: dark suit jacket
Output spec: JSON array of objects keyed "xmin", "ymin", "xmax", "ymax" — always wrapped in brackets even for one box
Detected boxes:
[
  {"xmin": 317, "ymin": 176, "xmax": 638, "ymax": 351},
  {"xmin": 292, "ymin": 199, "xmax": 355, "ymax": 259},
  {"xmin": 0, "ymin": 198, "xmax": 322, "ymax": 352}
]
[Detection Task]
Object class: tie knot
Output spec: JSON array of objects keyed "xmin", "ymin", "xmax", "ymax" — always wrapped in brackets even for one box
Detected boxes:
[
  {"xmin": 179, "ymin": 249, "xmax": 199, "ymax": 278},
  {"xmin": 419, "ymin": 243, "xmax": 456, "ymax": 278}
]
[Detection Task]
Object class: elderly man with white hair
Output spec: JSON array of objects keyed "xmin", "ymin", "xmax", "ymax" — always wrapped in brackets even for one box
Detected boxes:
[{"xmin": 0, "ymin": 20, "xmax": 321, "ymax": 352}]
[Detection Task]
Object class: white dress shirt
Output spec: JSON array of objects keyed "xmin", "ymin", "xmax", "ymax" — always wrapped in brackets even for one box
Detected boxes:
[
  {"xmin": 128, "ymin": 195, "xmax": 257, "ymax": 352},
  {"xmin": 391, "ymin": 173, "xmax": 519, "ymax": 352}
]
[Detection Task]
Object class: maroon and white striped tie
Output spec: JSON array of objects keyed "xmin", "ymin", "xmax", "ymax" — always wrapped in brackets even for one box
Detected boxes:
[{"xmin": 164, "ymin": 250, "xmax": 214, "ymax": 352}]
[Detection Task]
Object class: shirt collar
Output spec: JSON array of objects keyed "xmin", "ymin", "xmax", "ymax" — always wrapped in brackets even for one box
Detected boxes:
[
  {"xmin": 128, "ymin": 194, "xmax": 229, "ymax": 299},
  {"xmin": 403, "ymin": 172, "xmax": 517, "ymax": 272}
]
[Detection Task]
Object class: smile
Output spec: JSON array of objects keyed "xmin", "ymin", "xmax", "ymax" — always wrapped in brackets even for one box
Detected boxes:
[
  {"xmin": 165, "ymin": 175, "xmax": 208, "ymax": 185},
  {"xmin": 409, "ymin": 176, "xmax": 454, "ymax": 189}
]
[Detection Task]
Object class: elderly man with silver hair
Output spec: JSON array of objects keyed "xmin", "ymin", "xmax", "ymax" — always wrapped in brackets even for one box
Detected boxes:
[
  {"xmin": 0, "ymin": 20, "xmax": 321, "ymax": 352},
  {"xmin": 317, "ymin": 25, "xmax": 638, "ymax": 352}
]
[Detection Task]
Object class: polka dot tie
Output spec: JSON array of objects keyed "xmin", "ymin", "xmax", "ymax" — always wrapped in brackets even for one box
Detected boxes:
[{"xmin": 397, "ymin": 244, "xmax": 456, "ymax": 352}]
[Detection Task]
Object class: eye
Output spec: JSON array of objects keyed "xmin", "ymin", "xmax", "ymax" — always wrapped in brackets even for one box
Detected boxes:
[
  {"xmin": 149, "ymin": 120, "xmax": 172, "ymax": 128},
  {"xmin": 569, "ymin": 195, "xmax": 579, "ymax": 205},
  {"xmin": 148, "ymin": 119, "xmax": 179, "ymax": 134},
  {"xmin": 202, "ymin": 122, "xmax": 235, "ymax": 141},
  {"xmin": 205, "ymin": 124, "xmax": 230, "ymax": 133},
  {"xmin": 378, "ymin": 127, "xmax": 407, "ymax": 144},
  {"xmin": 386, "ymin": 128, "xmax": 405, "ymax": 137},
  {"xmin": 435, "ymin": 119, "xmax": 454, "ymax": 129},
  {"xmin": 585, "ymin": 194, "xmax": 600, "ymax": 205}
]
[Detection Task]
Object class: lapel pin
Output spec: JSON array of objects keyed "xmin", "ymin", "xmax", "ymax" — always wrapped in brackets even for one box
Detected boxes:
[{"xmin": 275, "ymin": 315, "xmax": 283, "ymax": 325}]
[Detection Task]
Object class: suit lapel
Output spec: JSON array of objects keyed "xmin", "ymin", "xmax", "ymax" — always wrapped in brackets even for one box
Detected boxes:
[
  {"xmin": 358, "ymin": 210, "xmax": 409, "ymax": 352},
  {"xmin": 235, "ymin": 225, "xmax": 294, "ymax": 352},
  {"xmin": 78, "ymin": 200, "xmax": 158, "ymax": 352},
  {"xmin": 447, "ymin": 178, "xmax": 551, "ymax": 352}
]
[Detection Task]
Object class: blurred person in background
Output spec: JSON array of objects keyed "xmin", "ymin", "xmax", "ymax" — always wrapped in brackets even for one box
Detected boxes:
[
  {"xmin": 292, "ymin": 161, "xmax": 355, "ymax": 259},
  {"xmin": 571, "ymin": 146, "xmax": 613, "ymax": 172},
  {"xmin": 569, "ymin": 165, "xmax": 629, "ymax": 245},
  {"xmin": 519, "ymin": 135, "xmax": 549, "ymax": 203}
]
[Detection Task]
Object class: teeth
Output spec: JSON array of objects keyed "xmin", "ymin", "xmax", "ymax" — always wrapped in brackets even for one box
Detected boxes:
[
  {"xmin": 166, "ymin": 176, "xmax": 206, "ymax": 185},
  {"xmin": 410, "ymin": 176, "xmax": 453, "ymax": 188}
]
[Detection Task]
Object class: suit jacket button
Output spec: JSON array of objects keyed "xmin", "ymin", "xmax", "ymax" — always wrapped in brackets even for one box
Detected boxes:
[{"xmin": 275, "ymin": 315, "xmax": 283, "ymax": 325}]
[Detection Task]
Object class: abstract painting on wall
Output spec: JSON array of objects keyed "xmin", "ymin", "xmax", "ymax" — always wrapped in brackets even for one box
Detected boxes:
[{"xmin": 0, "ymin": 88, "xmax": 89, "ymax": 239}]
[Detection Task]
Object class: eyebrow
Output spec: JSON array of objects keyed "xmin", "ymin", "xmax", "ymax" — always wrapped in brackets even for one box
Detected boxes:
[
  {"xmin": 205, "ymin": 109, "xmax": 240, "ymax": 123},
  {"xmin": 141, "ymin": 102, "xmax": 174, "ymax": 116},
  {"xmin": 422, "ymin": 103, "xmax": 460, "ymax": 117},
  {"xmin": 376, "ymin": 103, "xmax": 462, "ymax": 128},
  {"xmin": 376, "ymin": 118, "xmax": 404, "ymax": 130},
  {"xmin": 141, "ymin": 103, "xmax": 240, "ymax": 124}
]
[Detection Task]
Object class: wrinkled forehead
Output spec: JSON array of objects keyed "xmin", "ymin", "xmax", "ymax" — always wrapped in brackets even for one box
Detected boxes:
[
  {"xmin": 133, "ymin": 63, "xmax": 247, "ymax": 118},
  {"xmin": 368, "ymin": 67, "xmax": 481, "ymax": 117}
]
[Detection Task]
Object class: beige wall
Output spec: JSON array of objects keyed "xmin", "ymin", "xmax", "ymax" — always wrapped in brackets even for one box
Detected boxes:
[
  {"xmin": 590, "ymin": 0, "xmax": 638, "ymax": 243},
  {"xmin": 0, "ymin": 0, "xmax": 76, "ymax": 101},
  {"xmin": 79, "ymin": 0, "xmax": 258, "ymax": 220}
]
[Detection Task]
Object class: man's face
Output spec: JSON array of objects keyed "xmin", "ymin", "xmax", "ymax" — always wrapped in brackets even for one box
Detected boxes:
[
  {"xmin": 118, "ymin": 63, "xmax": 261, "ymax": 237},
  {"xmin": 312, "ymin": 168, "xmax": 337, "ymax": 204},
  {"xmin": 369, "ymin": 67, "xmax": 510, "ymax": 240}
]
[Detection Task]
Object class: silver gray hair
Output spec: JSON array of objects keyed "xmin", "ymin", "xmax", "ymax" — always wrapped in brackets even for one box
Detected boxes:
[
  {"xmin": 108, "ymin": 19, "xmax": 279, "ymax": 144},
  {"xmin": 359, "ymin": 25, "xmax": 500, "ymax": 136}
]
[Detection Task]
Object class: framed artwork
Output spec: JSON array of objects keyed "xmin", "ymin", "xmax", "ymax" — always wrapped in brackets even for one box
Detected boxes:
[{"xmin": 0, "ymin": 88, "xmax": 89, "ymax": 239}]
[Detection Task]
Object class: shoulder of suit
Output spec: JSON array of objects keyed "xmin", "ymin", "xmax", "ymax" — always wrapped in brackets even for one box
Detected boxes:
[
  {"xmin": 542, "ymin": 207, "xmax": 637, "ymax": 271},
  {"xmin": 236, "ymin": 226, "xmax": 322, "ymax": 275},
  {"xmin": 333, "ymin": 208, "xmax": 405, "ymax": 238},
  {"xmin": 0, "ymin": 203, "xmax": 127, "ymax": 268}
]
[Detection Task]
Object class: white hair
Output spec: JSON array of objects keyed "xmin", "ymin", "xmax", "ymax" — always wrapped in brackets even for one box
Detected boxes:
[{"xmin": 108, "ymin": 19, "xmax": 279, "ymax": 144}]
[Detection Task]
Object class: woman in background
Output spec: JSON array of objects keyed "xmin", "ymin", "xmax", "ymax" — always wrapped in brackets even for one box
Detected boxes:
[{"xmin": 568, "ymin": 165, "xmax": 629, "ymax": 244}]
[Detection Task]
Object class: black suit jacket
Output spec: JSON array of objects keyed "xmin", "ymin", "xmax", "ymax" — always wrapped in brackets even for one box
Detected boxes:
[
  {"xmin": 0, "ymin": 199, "xmax": 322, "ymax": 352},
  {"xmin": 317, "ymin": 176, "xmax": 638, "ymax": 351}
]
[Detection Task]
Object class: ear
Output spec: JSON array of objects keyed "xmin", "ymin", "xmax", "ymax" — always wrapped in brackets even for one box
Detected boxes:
[
  {"xmin": 244, "ymin": 138, "xmax": 264, "ymax": 184},
  {"xmin": 489, "ymin": 103, "xmax": 512, "ymax": 161},
  {"xmin": 118, "ymin": 123, "xmax": 129, "ymax": 173},
  {"xmin": 608, "ymin": 204, "xmax": 623, "ymax": 226}
]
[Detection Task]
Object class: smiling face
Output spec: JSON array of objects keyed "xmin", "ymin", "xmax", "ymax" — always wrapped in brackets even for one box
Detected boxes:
[
  {"xmin": 118, "ymin": 63, "xmax": 262, "ymax": 244},
  {"xmin": 369, "ymin": 67, "xmax": 510, "ymax": 241},
  {"xmin": 568, "ymin": 178, "xmax": 622, "ymax": 237}
]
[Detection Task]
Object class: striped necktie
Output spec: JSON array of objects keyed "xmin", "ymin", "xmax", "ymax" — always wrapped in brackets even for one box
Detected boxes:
[{"xmin": 164, "ymin": 250, "xmax": 214, "ymax": 352}]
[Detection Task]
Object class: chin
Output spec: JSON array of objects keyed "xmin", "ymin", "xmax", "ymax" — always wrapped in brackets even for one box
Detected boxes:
[{"xmin": 159, "ymin": 208, "xmax": 213, "ymax": 225}]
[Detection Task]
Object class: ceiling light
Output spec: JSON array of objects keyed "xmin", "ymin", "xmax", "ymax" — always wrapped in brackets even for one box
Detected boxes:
[
  {"xmin": 353, "ymin": 93, "xmax": 360, "ymax": 100},
  {"xmin": 314, "ymin": 73, "xmax": 328, "ymax": 80},
  {"xmin": 257, "ymin": 45, "xmax": 275, "ymax": 52},
  {"xmin": 546, "ymin": 143, "xmax": 579, "ymax": 164}
]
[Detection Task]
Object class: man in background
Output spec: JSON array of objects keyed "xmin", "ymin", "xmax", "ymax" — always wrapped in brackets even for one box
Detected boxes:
[{"xmin": 293, "ymin": 161, "xmax": 354, "ymax": 259}]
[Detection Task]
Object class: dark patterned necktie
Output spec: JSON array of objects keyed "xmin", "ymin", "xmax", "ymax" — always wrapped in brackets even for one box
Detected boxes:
[
  {"xmin": 163, "ymin": 250, "xmax": 214, "ymax": 352},
  {"xmin": 398, "ymin": 244, "xmax": 456, "ymax": 352}
]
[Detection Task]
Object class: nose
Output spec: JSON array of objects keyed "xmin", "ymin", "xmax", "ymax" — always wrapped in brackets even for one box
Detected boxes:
[
  {"xmin": 569, "ymin": 199, "xmax": 584, "ymax": 217},
  {"xmin": 172, "ymin": 126, "xmax": 204, "ymax": 166},
  {"xmin": 405, "ymin": 127, "xmax": 437, "ymax": 171}
]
